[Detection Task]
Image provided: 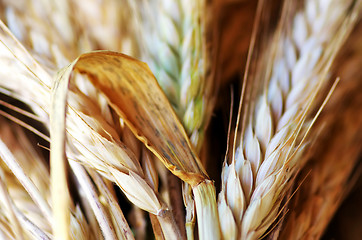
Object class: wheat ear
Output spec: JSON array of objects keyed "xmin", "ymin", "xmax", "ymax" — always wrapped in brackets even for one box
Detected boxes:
[
  {"xmin": 2, "ymin": 0, "xmax": 139, "ymax": 68},
  {"xmin": 0, "ymin": 119, "xmax": 93, "ymax": 239},
  {"xmin": 1, "ymin": 2, "xmax": 153, "ymax": 237},
  {"xmin": 5, "ymin": 1, "xmax": 167, "ymax": 236},
  {"xmin": 1, "ymin": 0, "xmax": 77, "ymax": 66},
  {"xmin": 131, "ymin": 1, "xmax": 219, "ymax": 238},
  {"xmin": 218, "ymin": 0, "xmax": 359, "ymax": 239},
  {"xmin": 0, "ymin": 20, "xmax": 181, "ymax": 239},
  {"xmin": 279, "ymin": 21, "xmax": 362, "ymax": 239},
  {"xmin": 69, "ymin": 0, "xmax": 139, "ymax": 56},
  {"xmin": 136, "ymin": 0, "xmax": 215, "ymax": 152}
]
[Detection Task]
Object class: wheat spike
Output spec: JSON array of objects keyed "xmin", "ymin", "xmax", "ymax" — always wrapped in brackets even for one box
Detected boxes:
[
  {"xmin": 0, "ymin": 119, "xmax": 93, "ymax": 239},
  {"xmin": 64, "ymin": 73, "xmax": 180, "ymax": 238},
  {"xmin": 279, "ymin": 20, "xmax": 362, "ymax": 239},
  {"xmin": 136, "ymin": 0, "xmax": 215, "ymax": 152},
  {"xmin": 1, "ymin": 0, "xmax": 138, "ymax": 68},
  {"xmin": 58, "ymin": 51, "xmax": 222, "ymax": 240},
  {"xmin": 4, "ymin": 1, "xmax": 166, "ymax": 236},
  {"xmin": 219, "ymin": 0, "xmax": 360, "ymax": 239},
  {"xmin": 131, "ymin": 1, "xmax": 219, "ymax": 238},
  {"xmin": 1, "ymin": 0, "xmax": 76, "ymax": 66},
  {"xmin": 0, "ymin": 19, "xmax": 181, "ymax": 239},
  {"xmin": 2, "ymin": 1, "xmax": 151, "ymax": 235},
  {"xmin": 69, "ymin": 0, "xmax": 138, "ymax": 56}
]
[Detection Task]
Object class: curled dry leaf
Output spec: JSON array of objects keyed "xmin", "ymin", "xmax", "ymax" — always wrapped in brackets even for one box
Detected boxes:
[
  {"xmin": 52, "ymin": 51, "xmax": 221, "ymax": 239},
  {"xmin": 60, "ymin": 51, "xmax": 207, "ymax": 186}
]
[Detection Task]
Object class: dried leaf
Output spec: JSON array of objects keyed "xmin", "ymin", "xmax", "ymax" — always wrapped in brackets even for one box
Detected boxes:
[
  {"xmin": 55, "ymin": 51, "xmax": 208, "ymax": 187},
  {"xmin": 51, "ymin": 51, "xmax": 220, "ymax": 239}
]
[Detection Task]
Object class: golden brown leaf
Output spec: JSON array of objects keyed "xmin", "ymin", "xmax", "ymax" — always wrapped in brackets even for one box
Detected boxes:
[
  {"xmin": 61, "ymin": 51, "xmax": 208, "ymax": 187},
  {"xmin": 52, "ymin": 51, "xmax": 220, "ymax": 239}
]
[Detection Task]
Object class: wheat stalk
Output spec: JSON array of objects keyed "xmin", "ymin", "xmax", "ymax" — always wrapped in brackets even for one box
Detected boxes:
[{"xmin": 218, "ymin": 0, "xmax": 359, "ymax": 239}]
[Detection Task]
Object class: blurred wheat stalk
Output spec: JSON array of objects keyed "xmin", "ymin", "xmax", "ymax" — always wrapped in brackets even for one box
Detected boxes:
[{"xmin": 0, "ymin": 0, "xmax": 360, "ymax": 240}]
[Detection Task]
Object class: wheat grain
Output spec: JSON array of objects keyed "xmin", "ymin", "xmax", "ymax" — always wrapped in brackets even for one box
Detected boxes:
[{"xmin": 219, "ymin": 0, "xmax": 359, "ymax": 239}]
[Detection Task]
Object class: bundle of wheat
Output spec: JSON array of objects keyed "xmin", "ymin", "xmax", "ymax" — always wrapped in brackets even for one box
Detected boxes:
[{"xmin": 0, "ymin": 0, "xmax": 360, "ymax": 239}]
